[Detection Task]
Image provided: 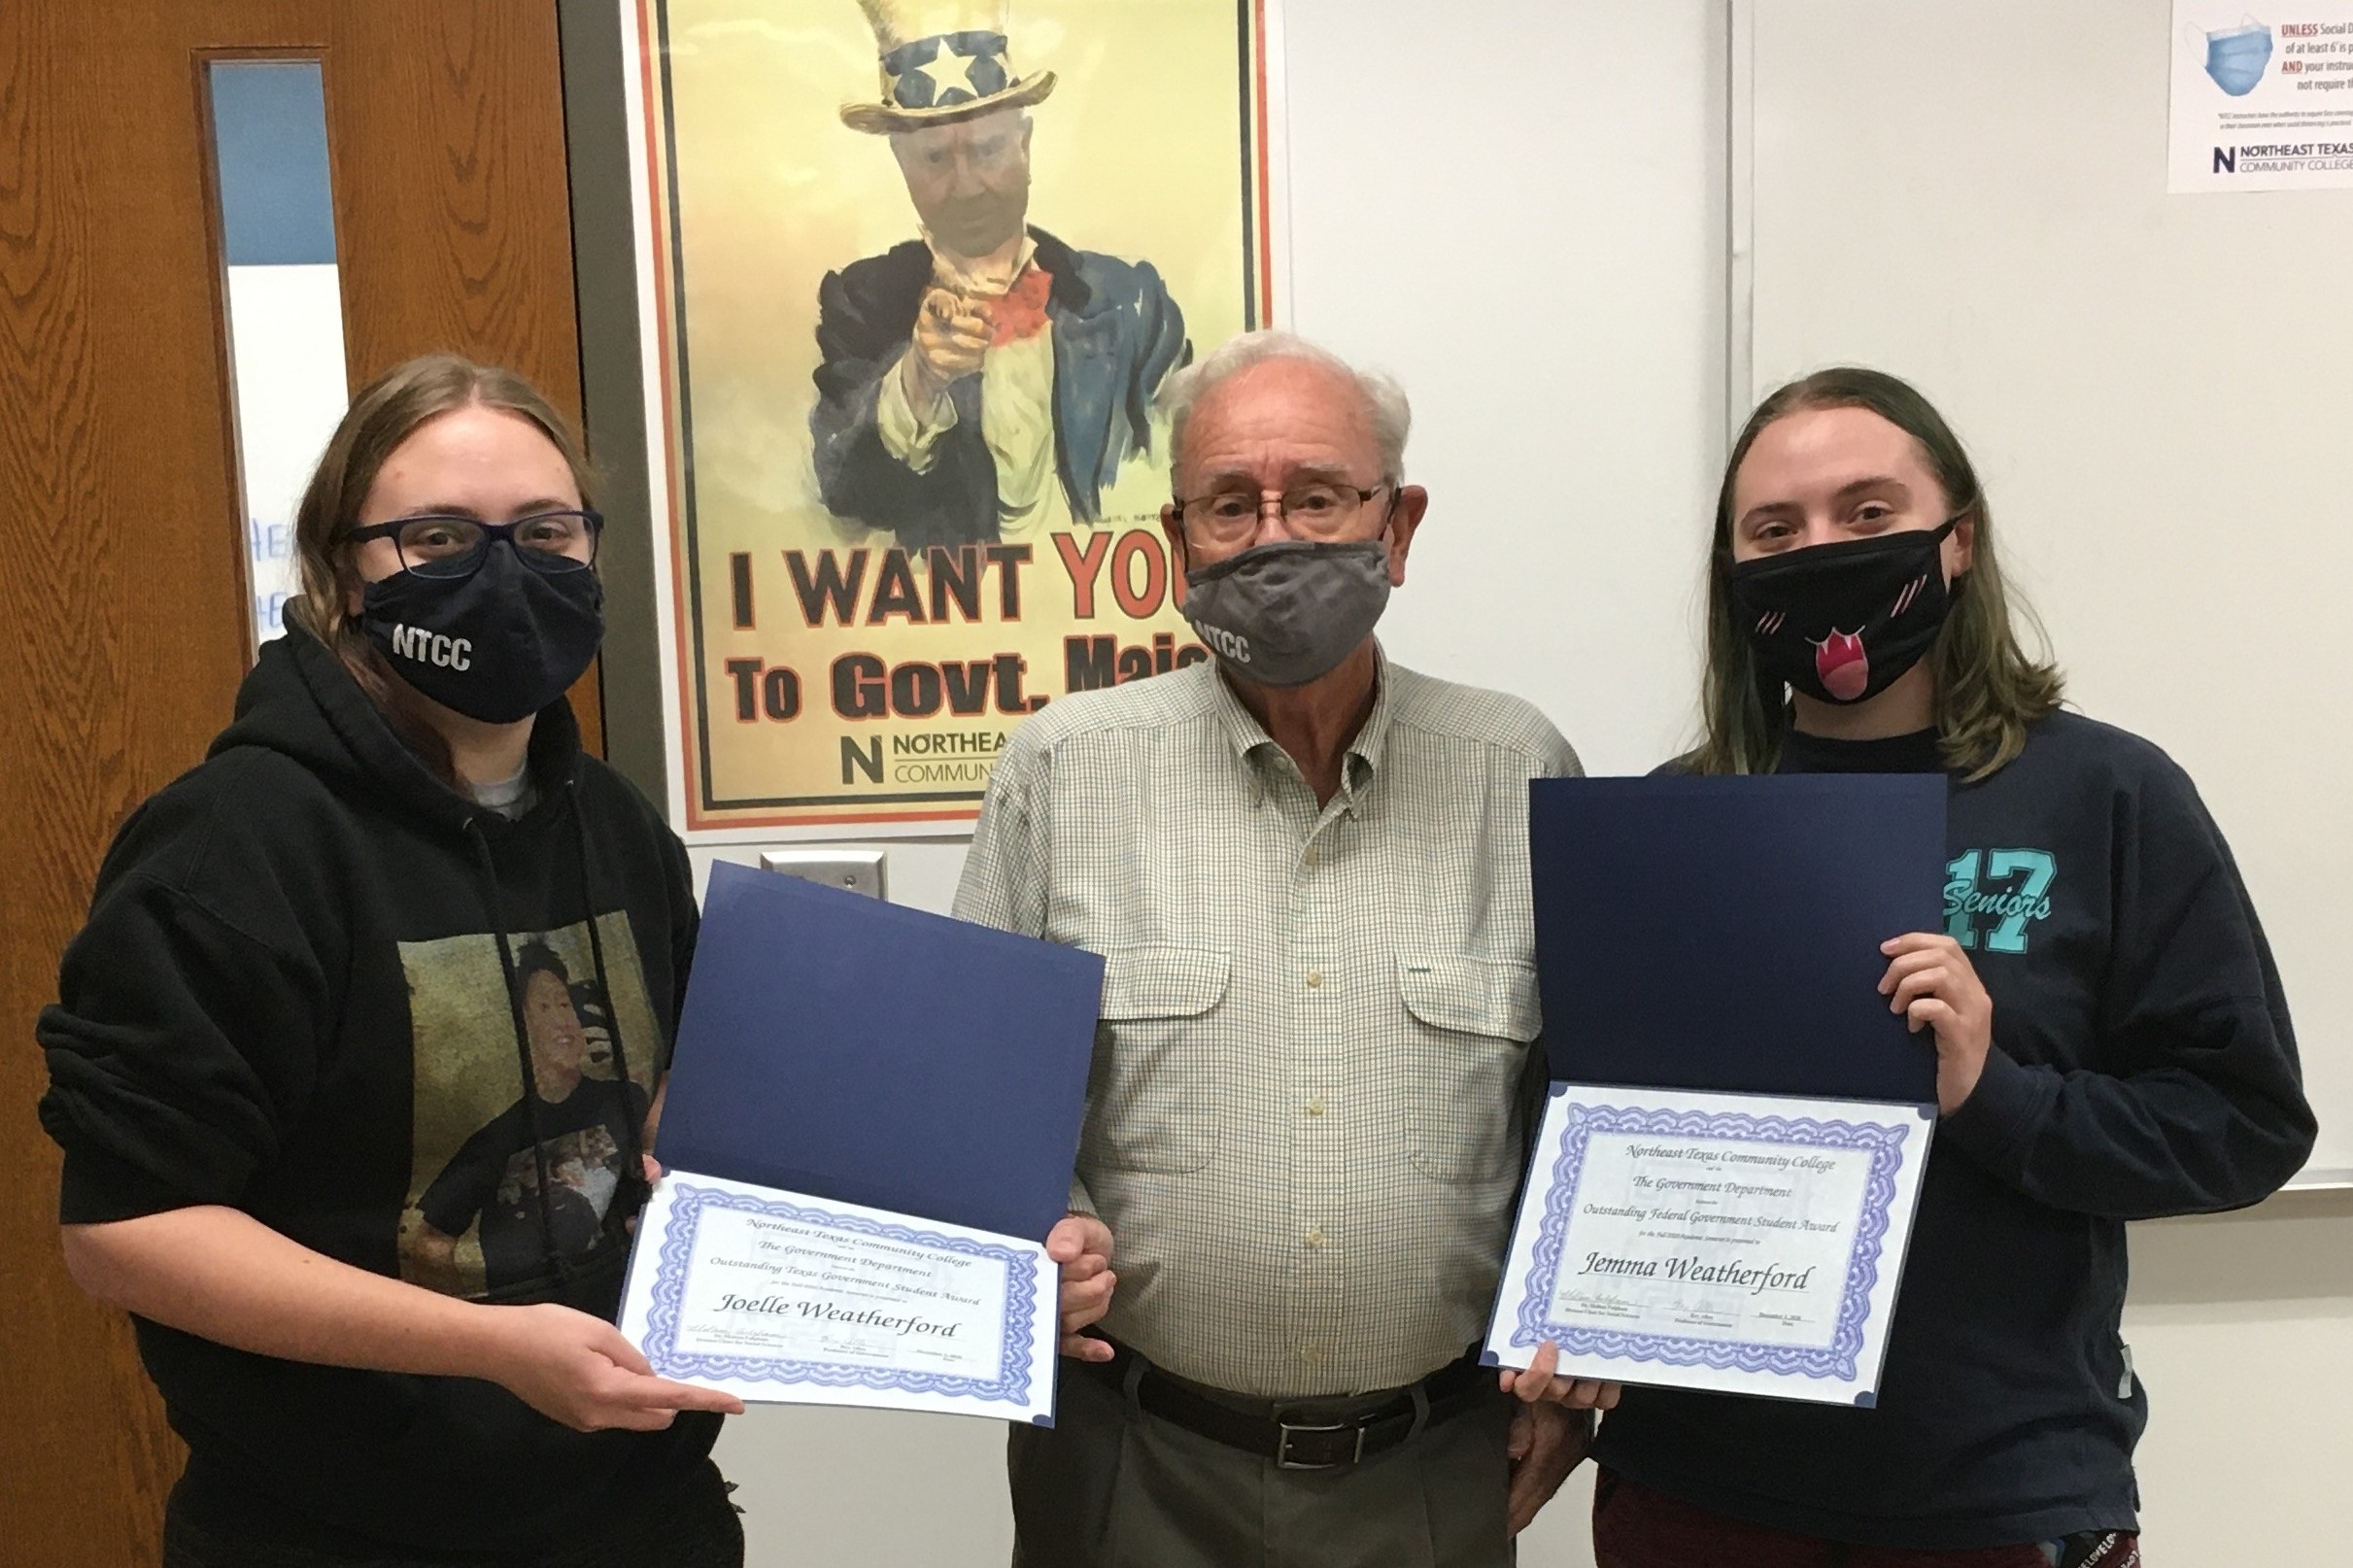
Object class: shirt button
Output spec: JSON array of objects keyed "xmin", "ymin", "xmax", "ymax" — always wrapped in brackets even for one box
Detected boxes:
[
  {"xmin": 1305, "ymin": 969, "xmax": 1323, "ymax": 990},
  {"xmin": 1304, "ymin": 1227, "xmax": 1326, "ymax": 1249},
  {"xmin": 1300, "ymin": 1346, "xmax": 1326, "ymax": 1366},
  {"xmin": 1302, "ymin": 845, "xmax": 1320, "ymax": 869},
  {"xmin": 1306, "ymin": 1095, "xmax": 1326, "ymax": 1118}
]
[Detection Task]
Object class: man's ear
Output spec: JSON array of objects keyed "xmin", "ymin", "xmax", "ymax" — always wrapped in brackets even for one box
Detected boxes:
[{"xmin": 1383, "ymin": 485, "xmax": 1429, "ymax": 588}]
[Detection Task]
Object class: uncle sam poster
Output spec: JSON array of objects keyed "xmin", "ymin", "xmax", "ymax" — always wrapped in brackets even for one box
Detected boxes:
[{"xmin": 623, "ymin": 1, "xmax": 1285, "ymax": 833}]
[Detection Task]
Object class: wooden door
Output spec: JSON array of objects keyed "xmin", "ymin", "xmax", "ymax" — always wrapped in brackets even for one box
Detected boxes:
[{"xmin": 0, "ymin": 5, "xmax": 593, "ymax": 1561}]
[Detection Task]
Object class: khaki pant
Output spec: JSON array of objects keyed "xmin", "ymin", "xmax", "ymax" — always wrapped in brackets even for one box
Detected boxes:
[{"xmin": 1009, "ymin": 1355, "xmax": 1518, "ymax": 1568}]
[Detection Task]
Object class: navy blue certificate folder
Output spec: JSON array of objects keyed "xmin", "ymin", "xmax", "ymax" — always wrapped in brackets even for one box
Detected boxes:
[
  {"xmin": 655, "ymin": 861, "xmax": 1106, "ymax": 1243},
  {"xmin": 1528, "ymin": 774, "xmax": 1946, "ymax": 1104}
]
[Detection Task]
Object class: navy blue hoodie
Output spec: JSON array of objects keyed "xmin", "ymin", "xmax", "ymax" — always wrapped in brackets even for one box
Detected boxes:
[
  {"xmin": 37, "ymin": 626, "xmax": 719, "ymax": 1554},
  {"xmin": 1594, "ymin": 712, "xmax": 2315, "ymax": 1549}
]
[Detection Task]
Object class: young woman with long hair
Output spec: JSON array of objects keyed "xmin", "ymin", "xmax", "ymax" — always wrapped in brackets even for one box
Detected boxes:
[
  {"xmin": 1588, "ymin": 368, "xmax": 2315, "ymax": 1568},
  {"xmin": 39, "ymin": 355, "xmax": 744, "ymax": 1566}
]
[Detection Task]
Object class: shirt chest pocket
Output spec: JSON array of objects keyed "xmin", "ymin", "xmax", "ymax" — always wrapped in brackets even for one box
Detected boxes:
[
  {"xmin": 1399, "ymin": 954, "xmax": 1542, "ymax": 1184},
  {"xmin": 1082, "ymin": 945, "xmax": 1231, "ymax": 1176}
]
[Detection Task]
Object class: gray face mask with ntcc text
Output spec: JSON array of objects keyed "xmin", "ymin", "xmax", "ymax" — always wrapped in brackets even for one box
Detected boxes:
[{"xmin": 1179, "ymin": 538, "xmax": 1392, "ymax": 689}]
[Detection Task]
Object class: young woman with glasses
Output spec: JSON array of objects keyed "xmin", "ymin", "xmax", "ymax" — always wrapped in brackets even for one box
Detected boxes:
[
  {"xmin": 38, "ymin": 355, "xmax": 745, "ymax": 1566},
  {"xmin": 1586, "ymin": 367, "xmax": 2314, "ymax": 1568}
]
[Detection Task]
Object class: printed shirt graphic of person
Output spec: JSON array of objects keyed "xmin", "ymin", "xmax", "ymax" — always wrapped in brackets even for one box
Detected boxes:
[
  {"xmin": 414, "ymin": 943, "xmax": 649, "ymax": 1296},
  {"xmin": 811, "ymin": 3, "xmax": 1191, "ymax": 552}
]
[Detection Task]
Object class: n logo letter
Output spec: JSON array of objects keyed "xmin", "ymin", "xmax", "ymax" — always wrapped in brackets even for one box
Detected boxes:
[{"xmin": 840, "ymin": 735, "xmax": 883, "ymax": 785}]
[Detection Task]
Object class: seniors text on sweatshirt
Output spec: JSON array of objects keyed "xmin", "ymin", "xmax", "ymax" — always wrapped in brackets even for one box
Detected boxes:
[{"xmin": 1595, "ymin": 713, "xmax": 2314, "ymax": 1549}]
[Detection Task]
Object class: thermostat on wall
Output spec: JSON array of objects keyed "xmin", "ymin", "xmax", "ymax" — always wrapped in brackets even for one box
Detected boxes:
[{"xmin": 758, "ymin": 848, "xmax": 887, "ymax": 901}]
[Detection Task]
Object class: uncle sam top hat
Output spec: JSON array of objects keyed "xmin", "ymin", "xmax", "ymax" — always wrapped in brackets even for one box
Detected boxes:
[{"xmin": 841, "ymin": 1, "xmax": 1058, "ymax": 134}]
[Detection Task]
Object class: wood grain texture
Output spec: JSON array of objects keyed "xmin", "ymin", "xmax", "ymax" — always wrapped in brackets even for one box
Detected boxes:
[
  {"xmin": 1, "ymin": 5, "xmax": 590, "ymax": 1560},
  {"xmin": 0, "ymin": 5, "xmax": 253, "ymax": 1563},
  {"xmin": 324, "ymin": 1, "xmax": 602, "ymax": 752}
]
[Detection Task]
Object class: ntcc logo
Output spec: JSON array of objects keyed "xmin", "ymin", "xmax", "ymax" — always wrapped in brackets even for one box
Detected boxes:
[
  {"xmin": 389, "ymin": 624, "xmax": 472, "ymax": 671},
  {"xmin": 1192, "ymin": 623, "xmax": 1249, "ymax": 663}
]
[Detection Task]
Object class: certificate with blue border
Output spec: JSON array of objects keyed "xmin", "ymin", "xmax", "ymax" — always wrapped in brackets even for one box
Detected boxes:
[
  {"xmin": 620, "ymin": 1169, "xmax": 1060, "ymax": 1424},
  {"xmin": 1483, "ymin": 1083, "xmax": 1934, "ymax": 1405}
]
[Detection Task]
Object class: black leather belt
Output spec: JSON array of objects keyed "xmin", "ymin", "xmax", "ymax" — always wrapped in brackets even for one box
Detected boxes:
[{"xmin": 1082, "ymin": 1342, "xmax": 1493, "ymax": 1470}]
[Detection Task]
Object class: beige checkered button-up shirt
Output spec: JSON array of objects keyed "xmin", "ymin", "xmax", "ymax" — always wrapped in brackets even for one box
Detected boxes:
[{"xmin": 953, "ymin": 650, "xmax": 1581, "ymax": 1398}]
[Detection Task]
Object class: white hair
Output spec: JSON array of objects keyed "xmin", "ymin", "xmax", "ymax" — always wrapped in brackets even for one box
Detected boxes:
[{"xmin": 1157, "ymin": 329, "xmax": 1413, "ymax": 484}]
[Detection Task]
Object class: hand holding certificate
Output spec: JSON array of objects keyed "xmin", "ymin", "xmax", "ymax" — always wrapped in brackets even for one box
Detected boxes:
[
  {"xmin": 619, "ymin": 862, "xmax": 1104, "ymax": 1425},
  {"xmin": 1495, "ymin": 1084, "xmax": 1930, "ymax": 1406},
  {"xmin": 628, "ymin": 1171, "xmax": 1061, "ymax": 1420},
  {"xmin": 1484, "ymin": 775, "xmax": 1946, "ymax": 1406}
]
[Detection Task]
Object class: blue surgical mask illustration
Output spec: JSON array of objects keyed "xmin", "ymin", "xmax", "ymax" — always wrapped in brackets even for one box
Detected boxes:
[{"xmin": 2204, "ymin": 21, "xmax": 2273, "ymax": 96}]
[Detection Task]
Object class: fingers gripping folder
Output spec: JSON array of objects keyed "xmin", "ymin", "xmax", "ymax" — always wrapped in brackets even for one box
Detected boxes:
[{"xmin": 620, "ymin": 862, "xmax": 1104, "ymax": 1424}]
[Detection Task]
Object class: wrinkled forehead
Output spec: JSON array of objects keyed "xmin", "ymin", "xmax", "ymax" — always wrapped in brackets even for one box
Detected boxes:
[{"xmin": 1178, "ymin": 358, "xmax": 1381, "ymax": 486}]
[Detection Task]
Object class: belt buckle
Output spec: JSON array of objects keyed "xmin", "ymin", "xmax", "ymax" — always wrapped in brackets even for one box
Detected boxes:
[{"xmin": 1275, "ymin": 1418, "xmax": 1366, "ymax": 1470}]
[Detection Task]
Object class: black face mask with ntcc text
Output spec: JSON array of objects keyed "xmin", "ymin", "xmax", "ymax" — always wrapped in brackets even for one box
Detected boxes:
[
  {"xmin": 1724, "ymin": 519, "xmax": 1960, "ymax": 705},
  {"xmin": 360, "ymin": 543, "xmax": 604, "ymax": 725}
]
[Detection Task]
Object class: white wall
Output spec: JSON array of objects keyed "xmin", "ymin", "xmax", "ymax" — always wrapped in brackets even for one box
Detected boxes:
[
  {"xmin": 683, "ymin": 4, "xmax": 2349, "ymax": 1563},
  {"xmin": 2120, "ymin": 1197, "xmax": 2353, "ymax": 1561},
  {"xmin": 1731, "ymin": 4, "xmax": 2353, "ymax": 1557},
  {"xmin": 1273, "ymin": 5, "xmax": 1725, "ymax": 777},
  {"xmin": 1741, "ymin": 0, "xmax": 2353, "ymax": 1179}
]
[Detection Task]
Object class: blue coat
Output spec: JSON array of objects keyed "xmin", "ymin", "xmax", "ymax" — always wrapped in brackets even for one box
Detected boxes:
[{"xmin": 810, "ymin": 227, "xmax": 1190, "ymax": 550}]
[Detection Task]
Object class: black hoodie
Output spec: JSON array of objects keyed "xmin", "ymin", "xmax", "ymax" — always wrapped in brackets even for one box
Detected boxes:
[{"xmin": 37, "ymin": 626, "xmax": 719, "ymax": 1555}]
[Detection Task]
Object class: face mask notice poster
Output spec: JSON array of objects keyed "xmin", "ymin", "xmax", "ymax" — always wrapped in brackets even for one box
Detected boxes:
[
  {"xmin": 2170, "ymin": 3, "xmax": 2353, "ymax": 190},
  {"xmin": 620, "ymin": 1, "xmax": 1285, "ymax": 835}
]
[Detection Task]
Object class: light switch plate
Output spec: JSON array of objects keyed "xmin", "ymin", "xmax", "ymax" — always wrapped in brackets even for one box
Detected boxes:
[{"xmin": 758, "ymin": 848, "xmax": 887, "ymax": 901}]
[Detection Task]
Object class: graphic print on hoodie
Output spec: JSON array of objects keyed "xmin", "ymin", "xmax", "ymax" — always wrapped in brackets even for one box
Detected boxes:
[
  {"xmin": 399, "ymin": 917, "xmax": 658, "ymax": 1299},
  {"xmin": 36, "ymin": 626, "xmax": 715, "ymax": 1554}
]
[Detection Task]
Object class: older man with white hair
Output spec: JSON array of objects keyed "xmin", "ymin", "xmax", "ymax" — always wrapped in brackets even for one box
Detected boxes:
[{"xmin": 953, "ymin": 330, "xmax": 1615, "ymax": 1566}]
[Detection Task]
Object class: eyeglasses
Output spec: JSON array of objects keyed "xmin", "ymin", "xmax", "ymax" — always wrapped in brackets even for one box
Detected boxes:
[
  {"xmin": 346, "ymin": 510, "xmax": 603, "ymax": 580},
  {"xmin": 1175, "ymin": 483, "xmax": 1392, "ymax": 548}
]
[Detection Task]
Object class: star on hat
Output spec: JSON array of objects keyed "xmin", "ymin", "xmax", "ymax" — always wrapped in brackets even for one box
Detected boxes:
[{"xmin": 841, "ymin": 1, "xmax": 1057, "ymax": 134}]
